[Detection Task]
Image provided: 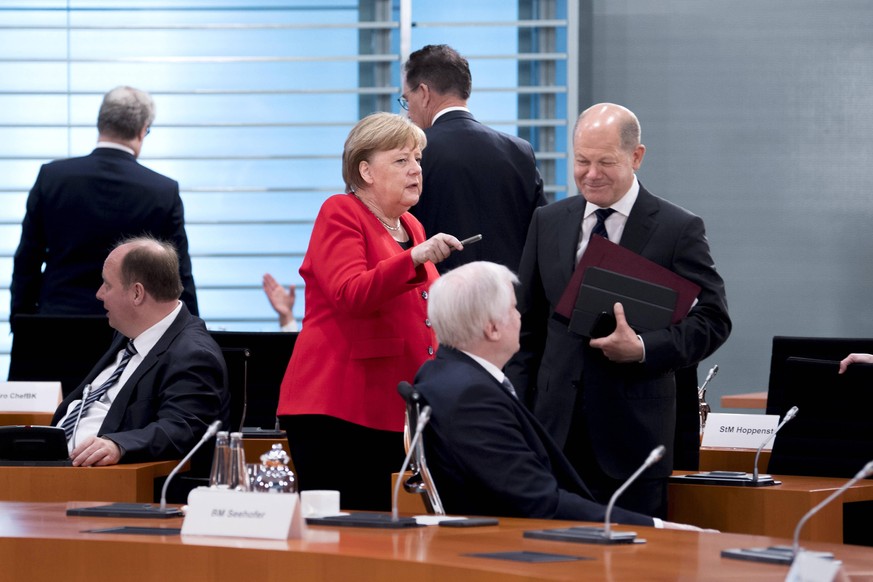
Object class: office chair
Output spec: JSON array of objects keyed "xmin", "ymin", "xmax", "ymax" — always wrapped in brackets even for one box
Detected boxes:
[
  {"xmin": 9, "ymin": 314, "xmax": 115, "ymax": 398},
  {"xmin": 397, "ymin": 381, "xmax": 444, "ymax": 515}
]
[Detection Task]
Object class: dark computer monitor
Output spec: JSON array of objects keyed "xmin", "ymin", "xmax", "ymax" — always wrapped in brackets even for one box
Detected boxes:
[
  {"xmin": 766, "ymin": 336, "xmax": 873, "ymax": 478},
  {"xmin": 208, "ymin": 330, "xmax": 297, "ymax": 431},
  {"xmin": 8, "ymin": 314, "xmax": 116, "ymax": 398}
]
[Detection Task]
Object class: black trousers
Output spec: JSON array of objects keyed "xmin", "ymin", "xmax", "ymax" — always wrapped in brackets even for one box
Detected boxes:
[
  {"xmin": 562, "ymin": 396, "xmax": 668, "ymax": 519},
  {"xmin": 279, "ymin": 414, "xmax": 405, "ymax": 512}
]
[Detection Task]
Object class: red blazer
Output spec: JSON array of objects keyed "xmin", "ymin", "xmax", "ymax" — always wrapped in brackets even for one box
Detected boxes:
[{"xmin": 277, "ymin": 193, "xmax": 438, "ymax": 432}]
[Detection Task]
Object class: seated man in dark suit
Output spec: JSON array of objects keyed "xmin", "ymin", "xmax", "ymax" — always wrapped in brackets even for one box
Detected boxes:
[
  {"xmin": 415, "ymin": 261, "xmax": 698, "ymax": 528},
  {"xmin": 51, "ymin": 237, "xmax": 228, "ymax": 467}
]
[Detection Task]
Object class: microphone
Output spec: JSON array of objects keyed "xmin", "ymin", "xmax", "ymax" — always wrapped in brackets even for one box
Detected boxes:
[
  {"xmin": 160, "ymin": 420, "xmax": 223, "ymax": 510},
  {"xmin": 392, "ymin": 405, "xmax": 432, "ymax": 522},
  {"xmin": 698, "ymin": 365, "xmax": 718, "ymax": 431},
  {"xmin": 65, "ymin": 420, "xmax": 223, "ymax": 520},
  {"xmin": 675, "ymin": 404, "xmax": 798, "ymax": 487},
  {"xmin": 301, "ymin": 384, "xmax": 424, "ymax": 528},
  {"xmin": 791, "ymin": 459, "xmax": 873, "ymax": 556},
  {"xmin": 523, "ymin": 445, "xmax": 666, "ymax": 545},
  {"xmin": 603, "ymin": 445, "xmax": 665, "ymax": 539},
  {"xmin": 752, "ymin": 405, "xmax": 798, "ymax": 483},
  {"xmin": 69, "ymin": 384, "xmax": 92, "ymax": 449},
  {"xmin": 721, "ymin": 458, "xmax": 873, "ymax": 565}
]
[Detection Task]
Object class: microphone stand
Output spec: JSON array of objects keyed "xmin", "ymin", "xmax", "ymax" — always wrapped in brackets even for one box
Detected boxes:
[
  {"xmin": 523, "ymin": 445, "xmax": 666, "ymax": 545},
  {"xmin": 392, "ymin": 406, "xmax": 431, "ymax": 521},
  {"xmin": 160, "ymin": 421, "xmax": 223, "ymax": 511},
  {"xmin": 66, "ymin": 420, "xmax": 223, "ymax": 519},
  {"xmin": 69, "ymin": 384, "xmax": 92, "ymax": 450},
  {"xmin": 721, "ymin": 459, "xmax": 873, "ymax": 565},
  {"xmin": 302, "ymin": 399, "xmax": 426, "ymax": 529},
  {"xmin": 791, "ymin": 460, "xmax": 873, "ymax": 556},
  {"xmin": 752, "ymin": 406, "xmax": 798, "ymax": 483},
  {"xmin": 698, "ymin": 365, "xmax": 718, "ymax": 432},
  {"xmin": 673, "ymin": 406, "xmax": 798, "ymax": 487}
]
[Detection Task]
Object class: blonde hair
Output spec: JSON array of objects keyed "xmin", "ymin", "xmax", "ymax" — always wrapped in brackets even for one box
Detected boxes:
[{"xmin": 342, "ymin": 112, "xmax": 426, "ymax": 192}]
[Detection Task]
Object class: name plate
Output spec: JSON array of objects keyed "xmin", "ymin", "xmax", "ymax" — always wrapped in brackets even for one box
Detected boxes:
[
  {"xmin": 0, "ymin": 382, "xmax": 62, "ymax": 413},
  {"xmin": 702, "ymin": 413, "xmax": 779, "ymax": 449},
  {"xmin": 181, "ymin": 487, "xmax": 304, "ymax": 540}
]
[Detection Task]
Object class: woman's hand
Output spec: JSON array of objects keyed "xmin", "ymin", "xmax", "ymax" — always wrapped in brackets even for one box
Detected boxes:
[{"xmin": 411, "ymin": 233, "xmax": 464, "ymax": 267}]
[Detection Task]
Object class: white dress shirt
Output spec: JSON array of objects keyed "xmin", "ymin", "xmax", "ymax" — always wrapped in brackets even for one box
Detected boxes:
[{"xmin": 62, "ymin": 301, "xmax": 182, "ymax": 451}]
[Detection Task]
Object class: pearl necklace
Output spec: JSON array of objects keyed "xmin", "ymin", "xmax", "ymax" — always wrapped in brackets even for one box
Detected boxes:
[{"xmin": 354, "ymin": 193, "xmax": 401, "ymax": 231}]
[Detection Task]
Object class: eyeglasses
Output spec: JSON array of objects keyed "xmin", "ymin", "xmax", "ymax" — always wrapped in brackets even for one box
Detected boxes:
[
  {"xmin": 397, "ymin": 84, "xmax": 422, "ymax": 111},
  {"xmin": 145, "ymin": 127, "xmax": 151, "ymax": 136}
]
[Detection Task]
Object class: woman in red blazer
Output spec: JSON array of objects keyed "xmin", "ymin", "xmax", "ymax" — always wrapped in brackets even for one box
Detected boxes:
[{"xmin": 278, "ymin": 113, "xmax": 463, "ymax": 510}]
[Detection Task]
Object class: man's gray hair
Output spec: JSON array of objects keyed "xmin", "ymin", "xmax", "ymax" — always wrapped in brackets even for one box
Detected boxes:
[
  {"xmin": 428, "ymin": 261, "xmax": 519, "ymax": 350},
  {"xmin": 97, "ymin": 86, "xmax": 155, "ymax": 140}
]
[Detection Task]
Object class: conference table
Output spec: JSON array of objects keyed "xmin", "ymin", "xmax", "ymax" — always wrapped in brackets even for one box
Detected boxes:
[{"xmin": 2, "ymin": 501, "xmax": 872, "ymax": 582}]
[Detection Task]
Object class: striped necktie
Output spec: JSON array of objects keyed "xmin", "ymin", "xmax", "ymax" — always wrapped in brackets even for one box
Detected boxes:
[
  {"xmin": 590, "ymin": 208, "xmax": 616, "ymax": 240},
  {"xmin": 61, "ymin": 340, "xmax": 137, "ymax": 439},
  {"xmin": 501, "ymin": 377, "xmax": 518, "ymax": 399}
]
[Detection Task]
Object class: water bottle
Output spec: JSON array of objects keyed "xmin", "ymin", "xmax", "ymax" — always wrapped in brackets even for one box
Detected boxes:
[
  {"xmin": 228, "ymin": 431, "xmax": 250, "ymax": 491},
  {"xmin": 208, "ymin": 431, "xmax": 230, "ymax": 488}
]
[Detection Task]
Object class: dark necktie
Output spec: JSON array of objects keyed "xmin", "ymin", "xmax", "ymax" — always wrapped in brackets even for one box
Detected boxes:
[
  {"xmin": 590, "ymin": 208, "xmax": 616, "ymax": 240},
  {"xmin": 61, "ymin": 340, "xmax": 137, "ymax": 439},
  {"xmin": 501, "ymin": 377, "xmax": 518, "ymax": 399}
]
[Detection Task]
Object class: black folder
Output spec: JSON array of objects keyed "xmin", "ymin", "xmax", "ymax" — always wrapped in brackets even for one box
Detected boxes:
[{"xmin": 569, "ymin": 267, "xmax": 678, "ymax": 338}]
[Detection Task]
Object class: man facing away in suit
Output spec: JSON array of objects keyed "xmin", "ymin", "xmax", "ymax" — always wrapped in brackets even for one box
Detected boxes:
[
  {"xmin": 506, "ymin": 104, "xmax": 731, "ymax": 518},
  {"xmin": 402, "ymin": 44, "xmax": 546, "ymax": 274},
  {"xmin": 415, "ymin": 261, "xmax": 704, "ymax": 530},
  {"xmin": 10, "ymin": 85, "xmax": 198, "ymax": 327},
  {"xmin": 52, "ymin": 237, "xmax": 228, "ymax": 467}
]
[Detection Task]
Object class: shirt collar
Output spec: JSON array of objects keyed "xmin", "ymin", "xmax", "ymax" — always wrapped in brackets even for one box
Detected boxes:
[
  {"xmin": 583, "ymin": 175, "xmax": 640, "ymax": 218},
  {"xmin": 460, "ymin": 349, "xmax": 506, "ymax": 384},
  {"xmin": 95, "ymin": 141, "xmax": 136, "ymax": 156},
  {"xmin": 131, "ymin": 301, "xmax": 182, "ymax": 359},
  {"xmin": 432, "ymin": 106, "xmax": 470, "ymax": 125}
]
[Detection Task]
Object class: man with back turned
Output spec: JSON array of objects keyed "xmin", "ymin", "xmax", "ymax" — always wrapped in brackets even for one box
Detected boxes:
[
  {"xmin": 11, "ymin": 86, "xmax": 198, "ymax": 326},
  {"xmin": 402, "ymin": 44, "xmax": 546, "ymax": 273}
]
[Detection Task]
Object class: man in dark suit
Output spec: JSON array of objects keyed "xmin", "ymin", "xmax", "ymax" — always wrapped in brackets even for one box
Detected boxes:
[
  {"xmin": 506, "ymin": 104, "xmax": 731, "ymax": 517},
  {"xmin": 51, "ymin": 237, "xmax": 228, "ymax": 467},
  {"xmin": 402, "ymin": 44, "xmax": 546, "ymax": 273},
  {"xmin": 10, "ymin": 85, "xmax": 198, "ymax": 326},
  {"xmin": 416, "ymin": 260, "xmax": 700, "ymax": 528}
]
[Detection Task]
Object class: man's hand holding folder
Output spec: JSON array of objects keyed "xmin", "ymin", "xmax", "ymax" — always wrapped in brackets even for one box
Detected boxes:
[{"xmin": 589, "ymin": 302, "xmax": 645, "ymax": 363}]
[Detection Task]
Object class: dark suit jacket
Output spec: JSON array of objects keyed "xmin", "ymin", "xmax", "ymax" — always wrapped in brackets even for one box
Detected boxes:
[
  {"xmin": 51, "ymin": 304, "xmax": 229, "ymax": 463},
  {"xmin": 409, "ymin": 110, "xmax": 546, "ymax": 273},
  {"xmin": 11, "ymin": 147, "xmax": 198, "ymax": 321},
  {"xmin": 506, "ymin": 186, "xmax": 731, "ymax": 480},
  {"xmin": 415, "ymin": 347, "xmax": 654, "ymax": 526}
]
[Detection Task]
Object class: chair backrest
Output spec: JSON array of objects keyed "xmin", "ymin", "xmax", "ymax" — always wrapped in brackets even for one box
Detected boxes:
[
  {"xmin": 398, "ymin": 381, "xmax": 444, "ymax": 515},
  {"xmin": 766, "ymin": 335, "xmax": 873, "ymax": 478},
  {"xmin": 208, "ymin": 331, "xmax": 298, "ymax": 430},
  {"xmin": 9, "ymin": 314, "xmax": 116, "ymax": 398}
]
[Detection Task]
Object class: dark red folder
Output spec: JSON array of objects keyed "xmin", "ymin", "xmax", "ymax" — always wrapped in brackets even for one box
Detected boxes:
[{"xmin": 555, "ymin": 235, "xmax": 700, "ymax": 325}]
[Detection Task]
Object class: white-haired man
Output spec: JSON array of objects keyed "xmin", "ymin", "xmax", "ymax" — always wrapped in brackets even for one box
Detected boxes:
[{"xmin": 414, "ymin": 261, "xmax": 700, "ymax": 528}]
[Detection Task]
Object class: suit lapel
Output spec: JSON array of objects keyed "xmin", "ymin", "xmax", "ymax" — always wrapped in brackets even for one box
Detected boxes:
[
  {"xmin": 619, "ymin": 185, "xmax": 659, "ymax": 254},
  {"xmin": 560, "ymin": 196, "xmax": 586, "ymax": 272},
  {"xmin": 99, "ymin": 306, "xmax": 189, "ymax": 433}
]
